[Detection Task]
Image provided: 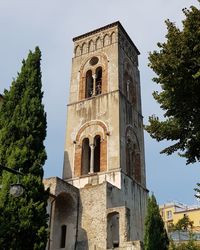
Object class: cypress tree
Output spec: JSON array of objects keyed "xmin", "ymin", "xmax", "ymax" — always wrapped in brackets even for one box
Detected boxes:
[
  {"xmin": 144, "ymin": 194, "xmax": 169, "ymax": 250},
  {"xmin": 0, "ymin": 47, "xmax": 49, "ymax": 250}
]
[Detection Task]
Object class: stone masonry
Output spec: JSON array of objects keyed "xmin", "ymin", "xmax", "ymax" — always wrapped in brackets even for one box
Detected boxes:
[{"xmin": 45, "ymin": 21, "xmax": 148, "ymax": 250}]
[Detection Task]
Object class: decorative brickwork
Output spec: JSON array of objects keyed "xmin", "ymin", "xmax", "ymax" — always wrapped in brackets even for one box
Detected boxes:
[
  {"xmin": 100, "ymin": 138, "xmax": 107, "ymax": 172},
  {"xmin": 74, "ymin": 121, "xmax": 108, "ymax": 177},
  {"xmin": 76, "ymin": 120, "xmax": 108, "ymax": 142}
]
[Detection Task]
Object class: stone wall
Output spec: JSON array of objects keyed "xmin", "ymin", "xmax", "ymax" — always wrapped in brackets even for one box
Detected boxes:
[
  {"xmin": 77, "ymin": 183, "xmax": 107, "ymax": 249},
  {"xmin": 44, "ymin": 177, "xmax": 79, "ymax": 250}
]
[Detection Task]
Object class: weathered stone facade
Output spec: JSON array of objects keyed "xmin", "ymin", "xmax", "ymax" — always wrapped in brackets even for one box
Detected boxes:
[{"xmin": 45, "ymin": 21, "xmax": 148, "ymax": 250}]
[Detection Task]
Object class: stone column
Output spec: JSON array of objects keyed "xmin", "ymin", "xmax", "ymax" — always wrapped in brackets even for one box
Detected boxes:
[
  {"xmin": 92, "ymin": 74, "xmax": 97, "ymax": 96},
  {"xmin": 89, "ymin": 144, "xmax": 95, "ymax": 173}
]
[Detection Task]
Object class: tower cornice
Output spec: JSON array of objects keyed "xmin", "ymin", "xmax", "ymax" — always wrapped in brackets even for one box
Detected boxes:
[{"xmin": 72, "ymin": 21, "xmax": 140, "ymax": 55}]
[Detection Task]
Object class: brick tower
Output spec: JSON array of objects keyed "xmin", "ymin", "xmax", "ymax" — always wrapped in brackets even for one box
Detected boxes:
[{"xmin": 46, "ymin": 21, "xmax": 148, "ymax": 250}]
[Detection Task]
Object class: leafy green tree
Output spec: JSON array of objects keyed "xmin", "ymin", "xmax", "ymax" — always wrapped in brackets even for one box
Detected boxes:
[
  {"xmin": 146, "ymin": 3, "xmax": 200, "ymax": 164},
  {"xmin": 169, "ymin": 215, "xmax": 199, "ymax": 250},
  {"xmin": 175, "ymin": 214, "xmax": 193, "ymax": 231},
  {"xmin": 144, "ymin": 194, "xmax": 169, "ymax": 250},
  {"xmin": 0, "ymin": 47, "xmax": 49, "ymax": 250}
]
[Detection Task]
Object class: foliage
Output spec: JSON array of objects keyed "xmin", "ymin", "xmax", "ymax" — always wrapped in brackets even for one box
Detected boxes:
[
  {"xmin": 144, "ymin": 194, "xmax": 169, "ymax": 250},
  {"xmin": 146, "ymin": 3, "xmax": 200, "ymax": 164},
  {"xmin": 169, "ymin": 214, "xmax": 194, "ymax": 232},
  {"xmin": 0, "ymin": 47, "xmax": 49, "ymax": 250},
  {"xmin": 169, "ymin": 235, "xmax": 200, "ymax": 250},
  {"xmin": 194, "ymin": 183, "xmax": 200, "ymax": 200},
  {"xmin": 174, "ymin": 214, "xmax": 193, "ymax": 231}
]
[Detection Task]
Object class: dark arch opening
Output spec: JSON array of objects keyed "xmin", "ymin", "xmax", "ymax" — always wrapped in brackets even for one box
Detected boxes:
[
  {"xmin": 107, "ymin": 212, "xmax": 120, "ymax": 248},
  {"xmin": 95, "ymin": 67, "xmax": 102, "ymax": 95},
  {"xmin": 94, "ymin": 135, "xmax": 101, "ymax": 172},
  {"xmin": 60, "ymin": 225, "xmax": 67, "ymax": 248},
  {"xmin": 81, "ymin": 138, "xmax": 91, "ymax": 175},
  {"xmin": 85, "ymin": 70, "xmax": 93, "ymax": 98},
  {"xmin": 52, "ymin": 193, "xmax": 75, "ymax": 249}
]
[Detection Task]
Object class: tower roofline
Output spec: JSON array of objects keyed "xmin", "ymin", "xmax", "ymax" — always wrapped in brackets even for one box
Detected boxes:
[{"xmin": 72, "ymin": 21, "xmax": 140, "ymax": 55}]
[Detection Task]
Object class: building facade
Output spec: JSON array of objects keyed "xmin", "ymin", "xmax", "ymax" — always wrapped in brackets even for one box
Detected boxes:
[
  {"xmin": 45, "ymin": 21, "xmax": 148, "ymax": 250},
  {"xmin": 160, "ymin": 202, "xmax": 200, "ymax": 232}
]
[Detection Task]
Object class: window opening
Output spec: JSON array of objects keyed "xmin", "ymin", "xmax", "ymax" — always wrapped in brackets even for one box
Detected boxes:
[
  {"xmin": 123, "ymin": 70, "xmax": 136, "ymax": 105},
  {"xmin": 89, "ymin": 40, "xmax": 94, "ymax": 52},
  {"xmin": 90, "ymin": 56, "xmax": 99, "ymax": 66},
  {"xmin": 94, "ymin": 135, "xmax": 101, "ymax": 172},
  {"xmin": 60, "ymin": 225, "xmax": 67, "ymax": 248},
  {"xmin": 95, "ymin": 67, "xmax": 102, "ymax": 95},
  {"xmin": 81, "ymin": 138, "xmax": 91, "ymax": 175},
  {"xmin": 107, "ymin": 212, "xmax": 120, "ymax": 248},
  {"xmin": 85, "ymin": 70, "xmax": 93, "ymax": 98},
  {"xmin": 167, "ymin": 210, "xmax": 172, "ymax": 220}
]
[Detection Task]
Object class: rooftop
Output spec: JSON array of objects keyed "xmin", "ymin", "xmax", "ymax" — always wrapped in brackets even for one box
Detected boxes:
[{"xmin": 160, "ymin": 202, "xmax": 200, "ymax": 212}]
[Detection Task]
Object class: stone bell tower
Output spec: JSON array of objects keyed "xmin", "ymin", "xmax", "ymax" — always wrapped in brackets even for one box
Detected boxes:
[{"xmin": 46, "ymin": 21, "xmax": 148, "ymax": 250}]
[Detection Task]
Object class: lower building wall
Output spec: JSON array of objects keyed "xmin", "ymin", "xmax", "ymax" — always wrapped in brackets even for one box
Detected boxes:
[
  {"xmin": 76, "ymin": 176, "xmax": 147, "ymax": 249},
  {"xmin": 76, "ymin": 183, "xmax": 107, "ymax": 249},
  {"xmin": 44, "ymin": 177, "xmax": 79, "ymax": 250},
  {"xmin": 106, "ymin": 174, "xmax": 147, "ymax": 242},
  {"xmin": 44, "ymin": 175, "xmax": 147, "ymax": 250}
]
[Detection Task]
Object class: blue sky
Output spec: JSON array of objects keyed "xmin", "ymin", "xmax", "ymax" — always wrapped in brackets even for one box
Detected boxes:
[{"xmin": 0, "ymin": 0, "xmax": 199, "ymax": 205}]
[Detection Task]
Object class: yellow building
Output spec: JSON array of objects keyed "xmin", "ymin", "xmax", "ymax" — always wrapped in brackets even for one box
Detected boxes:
[{"xmin": 160, "ymin": 202, "xmax": 200, "ymax": 232}]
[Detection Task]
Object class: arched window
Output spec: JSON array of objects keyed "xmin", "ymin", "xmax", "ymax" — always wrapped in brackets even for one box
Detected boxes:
[
  {"xmin": 94, "ymin": 135, "xmax": 101, "ymax": 172},
  {"xmin": 85, "ymin": 70, "xmax": 93, "ymax": 98},
  {"xmin": 79, "ymin": 55, "xmax": 108, "ymax": 100},
  {"xmin": 96, "ymin": 37, "xmax": 101, "ymax": 49},
  {"xmin": 81, "ymin": 138, "xmax": 91, "ymax": 175},
  {"xmin": 111, "ymin": 32, "xmax": 116, "ymax": 43},
  {"xmin": 123, "ymin": 68, "xmax": 137, "ymax": 105},
  {"xmin": 82, "ymin": 43, "xmax": 87, "ymax": 54},
  {"xmin": 125, "ymin": 130, "xmax": 141, "ymax": 182},
  {"xmin": 107, "ymin": 212, "xmax": 120, "ymax": 248},
  {"xmin": 75, "ymin": 45, "xmax": 81, "ymax": 57},
  {"xmin": 95, "ymin": 67, "xmax": 102, "ymax": 95},
  {"xmin": 89, "ymin": 40, "xmax": 94, "ymax": 52},
  {"xmin": 52, "ymin": 193, "xmax": 76, "ymax": 249},
  {"xmin": 104, "ymin": 34, "xmax": 110, "ymax": 46},
  {"xmin": 74, "ymin": 121, "xmax": 108, "ymax": 176}
]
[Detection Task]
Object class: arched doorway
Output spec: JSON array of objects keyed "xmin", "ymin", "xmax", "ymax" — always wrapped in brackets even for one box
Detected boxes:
[
  {"xmin": 52, "ymin": 193, "xmax": 76, "ymax": 249},
  {"xmin": 107, "ymin": 212, "xmax": 120, "ymax": 248}
]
